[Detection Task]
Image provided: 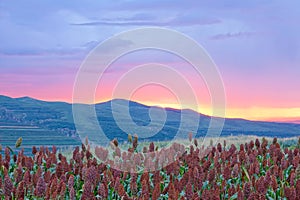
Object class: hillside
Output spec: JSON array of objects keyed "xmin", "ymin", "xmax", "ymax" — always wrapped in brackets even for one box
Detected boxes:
[{"xmin": 0, "ymin": 95, "xmax": 300, "ymax": 145}]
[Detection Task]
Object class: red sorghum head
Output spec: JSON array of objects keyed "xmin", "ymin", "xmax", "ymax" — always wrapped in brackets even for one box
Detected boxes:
[
  {"xmin": 5, "ymin": 147, "xmax": 10, "ymax": 163},
  {"xmin": 243, "ymin": 182, "xmax": 251, "ymax": 199},
  {"xmin": 16, "ymin": 181, "xmax": 25, "ymax": 199},
  {"xmin": 185, "ymin": 181, "xmax": 193, "ymax": 199},
  {"xmin": 98, "ymin": 182, "xmax": 108, "ymax": 199},
  {"xmin": 35, "ymin": 177, "xmax": 46, "ymax": 197},
  {"xmin": 217, "ymin": 143, "xmax": 222, "ymax": 153},
  {"xmin": 4, "ymin": 175, "xmax": 13, "ymax": 198},
  {"xmin": 81, "ymin": 181, "xmax": 93, "ymax": 199},
  {"xmin": 152, "ymin": 182, "xmax": 161, "ymax": 200},
  {"xmin": 67, "ymin": 186, "xmax": 74, "ymax": 200}
]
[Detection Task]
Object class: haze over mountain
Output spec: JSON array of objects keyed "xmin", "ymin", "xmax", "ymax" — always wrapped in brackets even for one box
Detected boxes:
[{"xmin": 1, "ymin": 95, "xmax": 299, "ymax": 147}]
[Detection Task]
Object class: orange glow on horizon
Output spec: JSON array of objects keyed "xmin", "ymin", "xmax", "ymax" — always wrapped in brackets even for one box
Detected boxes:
[
  {"xmin": 111, "ymin": 98, "xmax": 300, "ymax": 123},
  {"xmin": 224, "ymin": 107, "xmax": 300, "ymax": 122},
  {"xmin": 3, "ymin": 92, "xmax": 300, "ymax": 123}
]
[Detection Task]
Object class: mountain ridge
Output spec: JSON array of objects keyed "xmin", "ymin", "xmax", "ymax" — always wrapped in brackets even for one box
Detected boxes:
[
  {"xmin": 0, "ymin": 95, "xmax": 299, "ymax": 142},
  {"xmin": 0, "ymin": 95, "xmax": 280, "ymax": 123}
]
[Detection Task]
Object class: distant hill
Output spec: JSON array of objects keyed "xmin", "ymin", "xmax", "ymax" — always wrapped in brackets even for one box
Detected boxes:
[{"xmin": 0, "ymin": 95, "xmax": 299, "ymax": 144}]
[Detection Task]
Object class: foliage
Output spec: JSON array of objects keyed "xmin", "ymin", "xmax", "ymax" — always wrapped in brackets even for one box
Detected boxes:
[{"xmin": 0, "ymin": 136, "xmax": 300, "ymax": 199}]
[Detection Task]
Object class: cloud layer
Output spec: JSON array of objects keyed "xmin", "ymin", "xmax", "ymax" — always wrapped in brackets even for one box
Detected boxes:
[{"xmin": 0, "ymin": 0, "xmax": 300, "ymax": 121}]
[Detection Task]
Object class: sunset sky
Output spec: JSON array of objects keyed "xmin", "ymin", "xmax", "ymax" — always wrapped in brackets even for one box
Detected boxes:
[{"xmin": 0, "ymin": 0, "xmax": 300, "ymax": 122}]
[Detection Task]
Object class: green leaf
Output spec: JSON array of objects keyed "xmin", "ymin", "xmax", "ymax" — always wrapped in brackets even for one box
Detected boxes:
[
  {"xmin": 229, "ymin": 192, "xmax": 238, "ymax": 200},
  {"xmin": 241, "ymin": 166, "xmax": 250, "ymax": 182},
  {"xmin": 179, "ymin": 165, "xmax": 186, "ymax": 175},
  {"xmin": 6, "ymin": 146, "xmax": 14, "ymax": 154},
  {"xmin": 284, "ymin": 165, "xmax": 293, "ymax": 180},
  {"xmin": 202, "ymin": 181, "xmax": 209, "ymax": 190}
]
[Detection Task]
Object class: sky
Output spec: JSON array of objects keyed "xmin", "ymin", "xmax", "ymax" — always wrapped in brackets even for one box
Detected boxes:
[{"xmin": 0, "ymin": 0, "xmax": 300, "ymax": 122}]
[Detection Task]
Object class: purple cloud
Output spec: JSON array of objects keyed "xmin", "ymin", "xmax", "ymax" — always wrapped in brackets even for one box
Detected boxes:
[
  {"xmin": 70, "ymin": 17, "xmax": 221, "ymax": 27},
  {"xmin": 210, "ymin": 32, "xmax": 256, "ymax": 40}
]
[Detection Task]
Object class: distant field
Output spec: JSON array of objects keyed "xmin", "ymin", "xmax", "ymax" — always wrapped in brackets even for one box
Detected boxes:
[
  {"xmin": 117, "ymin": 135, "xmax": 300, "ymax": 152},
  {"xmin": 2, "ymin": 125, "xmax": 297, "ymax": 158},
  {"xmin": 1, "ymin": 124, "xmax": 298, "ymax": 156},
  {"xmin": 58, "ymin": 135, "xmax": 300, "ymax": 160},
  {"xmin": 0, "ymin": 126, "xmax": 80, "ymax": 155},
  {"xmin": 0, "ymin": 126, "xmax": 39, "ymax": 128}
]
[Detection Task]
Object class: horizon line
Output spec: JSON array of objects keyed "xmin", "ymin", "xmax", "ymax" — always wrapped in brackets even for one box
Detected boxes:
[{"xmin": 1, "ymin": 94, "xmax": 300, "ymax": 125}]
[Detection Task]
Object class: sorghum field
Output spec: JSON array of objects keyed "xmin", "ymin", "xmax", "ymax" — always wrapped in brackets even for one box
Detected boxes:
[{"xmin": 1, "ymin": 136, "xmax": 300, "ymax": 199}]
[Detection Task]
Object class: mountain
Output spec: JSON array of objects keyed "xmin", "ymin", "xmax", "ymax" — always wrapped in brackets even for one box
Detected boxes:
[{"xmin": 0, "ymin": 95, "xmax": 300, "ymax": 145}]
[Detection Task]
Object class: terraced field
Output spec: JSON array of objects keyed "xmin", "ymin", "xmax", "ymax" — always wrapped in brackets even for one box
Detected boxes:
[{"xmin": 0, "ymin": 125, "xmax": 80, "ymax": 155}]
